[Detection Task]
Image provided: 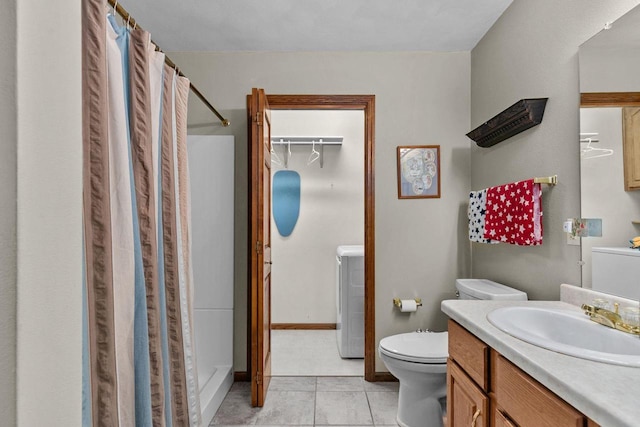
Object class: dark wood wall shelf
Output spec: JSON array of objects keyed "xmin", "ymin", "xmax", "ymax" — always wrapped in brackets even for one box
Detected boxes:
[{"xmin": 467, "ymin": 98, "xmax": 548, "ymax": 147}]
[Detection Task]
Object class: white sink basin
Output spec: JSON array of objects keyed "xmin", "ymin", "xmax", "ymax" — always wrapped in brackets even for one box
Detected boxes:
[{"xmin": 487, "ymin": 306, "xmax": 640, "ymax": 367}]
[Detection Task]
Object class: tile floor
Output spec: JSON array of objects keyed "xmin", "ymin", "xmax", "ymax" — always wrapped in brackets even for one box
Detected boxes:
[
  {"xmin": 211, "ymin": 376, "xmax": 400, "ymax": 426},
  {"xmin": 271, "ymin": 330, "xmax": 364, "ymax": 376}
]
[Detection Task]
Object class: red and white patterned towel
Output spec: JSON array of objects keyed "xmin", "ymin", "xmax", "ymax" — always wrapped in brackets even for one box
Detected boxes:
[{"xmin": 483, "ymin": 179, "xmax": 543, "ymax": 246}]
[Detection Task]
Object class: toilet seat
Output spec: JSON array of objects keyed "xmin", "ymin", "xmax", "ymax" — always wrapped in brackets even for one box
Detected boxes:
[{"xmin": 379, "ymin": 332, "xmax": 448, "ymax": 364}]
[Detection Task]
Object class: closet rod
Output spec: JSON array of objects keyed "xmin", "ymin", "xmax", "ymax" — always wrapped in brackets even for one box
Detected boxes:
[{"xmin": 107, "ymin": 0, "xmax": 230, "ymax": 127}]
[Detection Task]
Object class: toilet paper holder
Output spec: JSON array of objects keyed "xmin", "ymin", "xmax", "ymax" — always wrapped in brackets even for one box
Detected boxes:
[{"xmin": 393, "ymin": 298, "xmax": 422, "ymax": 308}]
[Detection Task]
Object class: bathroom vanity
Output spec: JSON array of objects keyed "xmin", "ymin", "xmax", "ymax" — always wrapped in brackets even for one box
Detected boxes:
[{"xmin": 442, "ymin": 300, "xmax": 640, "ymax": 427}]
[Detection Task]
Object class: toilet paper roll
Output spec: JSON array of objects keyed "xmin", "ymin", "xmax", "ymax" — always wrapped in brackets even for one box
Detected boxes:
[{"xmin": 400, "ymin": 299, "xmax": 417, "ymax": 313}]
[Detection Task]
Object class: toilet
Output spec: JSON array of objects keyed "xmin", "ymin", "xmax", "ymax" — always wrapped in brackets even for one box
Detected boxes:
[{"xmin": 378, "ymin": 279, "xmax": 527, "ymax": 427}]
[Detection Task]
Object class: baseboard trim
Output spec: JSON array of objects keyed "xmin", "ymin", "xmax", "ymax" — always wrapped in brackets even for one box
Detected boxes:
[
  {"xmin": 373, "ymin": 372, "xmax": 398, "ymax": 382},
  {"xmin": 236, "ymin": 370, "xmax": 394, "ymax": 382},
  {"xmin": 271, "ymin": 323, "xmax": 337, "ymax": 330},
  {"xmin": 234, "ymin": 371, "xmax": 249, "ymax": 382}
]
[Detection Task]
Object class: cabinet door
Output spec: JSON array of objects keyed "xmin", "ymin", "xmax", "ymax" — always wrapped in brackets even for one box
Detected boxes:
[
  {"xmin": 447, "ymin": 359, "xmax": 488, "ymax": 427},
  {"xmin": 494, "ymin": 407, "xmax": 518, "ymax": 427},
  {"xmin": 623, "ymin": 107, "xmax": 640, "ymax": 191}
]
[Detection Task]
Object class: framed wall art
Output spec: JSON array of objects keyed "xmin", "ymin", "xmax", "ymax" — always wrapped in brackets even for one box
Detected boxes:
[{"xmin": 396, "ymin": 145, "xmax": 440, "ymax": 199}]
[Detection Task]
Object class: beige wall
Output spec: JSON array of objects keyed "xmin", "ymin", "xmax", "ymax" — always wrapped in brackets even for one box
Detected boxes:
[
  {"xmin": 469, "ymin": 0, "xmax": 640, "ymax": 300},
  {"xmin": 170, "ymin": 51, "xmax": 472, "ymax": 372},
  {"xmin": 15, "ymin": 0, "xmax": 83, "ymax": 424},
  {"xmin": 270, "ymin": 110, "xmax": 364, "ymax": 324},
  {"xmin": 0, "ymin": 1, "xmax": 17, "ymax": 424},
  {"xmin": 580, "ymin": 47, "xmax": 640, "ymax": 92}
]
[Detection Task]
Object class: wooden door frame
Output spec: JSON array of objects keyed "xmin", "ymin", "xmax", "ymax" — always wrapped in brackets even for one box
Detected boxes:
[
  {"xmin": 581, "ymin": 92, "xmax": 640, "ymax": 107},
  {"xmin": 248, "ymin": 94, "xmax": 377, "ymax": 382}
]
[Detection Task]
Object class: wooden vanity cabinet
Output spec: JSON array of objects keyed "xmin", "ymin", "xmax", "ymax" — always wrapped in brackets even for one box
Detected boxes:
[{"xmin": 447, "ymin": 320, "xmax": 600, "ymax": 427}]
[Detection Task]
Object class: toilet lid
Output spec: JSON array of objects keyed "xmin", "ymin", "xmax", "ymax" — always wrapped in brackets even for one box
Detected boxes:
[{"xmin": 379, "ymin": 332, "xmax": 448, "ymax": 364}]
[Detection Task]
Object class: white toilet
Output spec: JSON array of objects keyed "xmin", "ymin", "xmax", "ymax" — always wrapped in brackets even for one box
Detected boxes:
[{"xmin": 378, "ymin": 279, "xmax": 527, "ymax": 427}]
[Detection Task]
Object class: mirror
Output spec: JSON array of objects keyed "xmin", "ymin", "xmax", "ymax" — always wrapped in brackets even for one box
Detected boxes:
[{"xmin": 579, "ymin": 5, "xmax": 640, "ymax": 293}]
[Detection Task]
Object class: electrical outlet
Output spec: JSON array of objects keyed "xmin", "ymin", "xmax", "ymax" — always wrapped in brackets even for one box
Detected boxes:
[{"xmin": 567, "ymin": 234, "xmax": 580, "ymax": 246}]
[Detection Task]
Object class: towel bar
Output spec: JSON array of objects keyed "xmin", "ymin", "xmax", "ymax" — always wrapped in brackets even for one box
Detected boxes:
[{"xmin": 534, "ymin": 175, "xmax": 557, "ymax": 185}]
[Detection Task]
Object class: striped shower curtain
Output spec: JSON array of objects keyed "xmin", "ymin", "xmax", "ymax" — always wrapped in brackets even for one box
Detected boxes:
[{"xmin": 82, "ymin": 0, "xmax": 201, "ymax": 425}]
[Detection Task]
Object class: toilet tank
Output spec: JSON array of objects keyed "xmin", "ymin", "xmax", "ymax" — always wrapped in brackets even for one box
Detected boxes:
[{"xmin": 456, "ymin": 279, "xmax": 528, "ymax": 301}]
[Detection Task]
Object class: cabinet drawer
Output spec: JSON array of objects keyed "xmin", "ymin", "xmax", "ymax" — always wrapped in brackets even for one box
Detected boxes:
[
  {"xmin": 493, "ymin": 354, "xmax": 584, "ymax": 427},
  {"xmin": 448, "ymin": 320, "xmax": 489, "ymax": 391}
]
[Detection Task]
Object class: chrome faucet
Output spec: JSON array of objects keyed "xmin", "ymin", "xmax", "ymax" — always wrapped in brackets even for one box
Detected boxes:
[{"xmin": 581, "ymin": 303, "xmax": 640, "ymax": 336}]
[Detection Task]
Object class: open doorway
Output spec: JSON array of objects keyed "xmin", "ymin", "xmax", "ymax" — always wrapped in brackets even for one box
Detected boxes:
[
  {"xmin": 248, "ymin": 93, "xmax": 376, "ymax": 406},
  {"xmin": 269, "ymin": 109, "xmax": 364, "ymax": 376}
]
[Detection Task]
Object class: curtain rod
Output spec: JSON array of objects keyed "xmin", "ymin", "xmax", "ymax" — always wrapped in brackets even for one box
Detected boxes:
[{"xmin": 107, "ymin": 0, "xmax": 230, "ymax": 127}]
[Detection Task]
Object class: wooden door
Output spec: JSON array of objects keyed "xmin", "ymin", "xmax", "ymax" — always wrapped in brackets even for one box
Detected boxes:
[
  {"xmin": 447, "ymin": 359, "xmax": 488, "ymax": 427},
  {"xmin": 623, "ymin": 107, "xmax": 640, "ymax": 190},
  {"xmin": 248, "ymin": 88, "xmax": 272, "ymax": 406}
]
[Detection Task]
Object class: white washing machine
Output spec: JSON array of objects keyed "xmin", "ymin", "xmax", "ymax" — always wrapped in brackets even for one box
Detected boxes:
[{"xmin": 336, "ymin": 245, "xmax": 365, "ymax": 358}]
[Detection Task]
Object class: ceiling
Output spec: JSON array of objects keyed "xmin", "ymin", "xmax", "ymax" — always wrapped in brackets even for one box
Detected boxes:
[{"xmin": 119, "ymin": 0, "xmax": 513, "ymax": 52}]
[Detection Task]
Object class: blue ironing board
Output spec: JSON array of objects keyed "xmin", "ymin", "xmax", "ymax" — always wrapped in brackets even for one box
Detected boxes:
[{"xmin": 272, "ymin": 170, "xmax": 301, "ymax": 237}]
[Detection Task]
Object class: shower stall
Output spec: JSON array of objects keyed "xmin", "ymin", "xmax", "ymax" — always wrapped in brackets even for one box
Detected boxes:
[{"xmin": 188, "ymin": 135, "xmax": 235, "ymax": 424}]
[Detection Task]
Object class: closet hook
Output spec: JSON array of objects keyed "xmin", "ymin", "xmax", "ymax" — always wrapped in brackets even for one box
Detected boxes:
[
  {"xmin": 283, "ymin": 140, "xmax": 291, "ymax": 169},
  {"xmin": 271, "ymin": 140, "xmax": 283, "ymax": 166},
  {"xmin": 307, "ymin": 139, "xmax": 320, "ymax": 166},
  {"xmin": 113, "ymin": 0, "xmax": 118, "ymax": 14}
]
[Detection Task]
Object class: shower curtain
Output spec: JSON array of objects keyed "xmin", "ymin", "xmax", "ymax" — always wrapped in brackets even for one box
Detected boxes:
[{"xmin": 82, "ymin": 0, "xmax": 201, "ymax": 425}]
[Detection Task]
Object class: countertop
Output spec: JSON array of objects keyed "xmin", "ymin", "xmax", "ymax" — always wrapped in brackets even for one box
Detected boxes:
[{"xmin": 441, "ymin": 299, "xmax": 640, "ymax": 427}]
